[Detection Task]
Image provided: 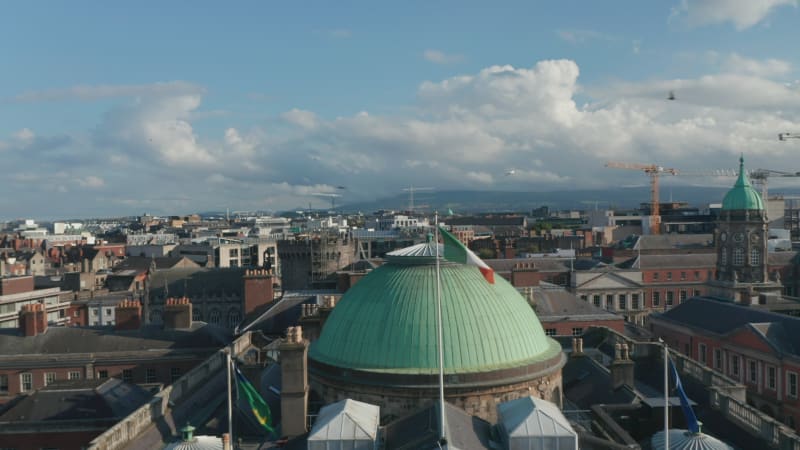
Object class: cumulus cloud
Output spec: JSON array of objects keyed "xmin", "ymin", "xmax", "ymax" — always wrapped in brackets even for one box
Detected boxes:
[
  {"xmin": 423, "ymin": 49, "xmax": 464, "ymax": 64},
  {"xmin": 6, "ymin": 56, "xmax": 800, "ymax": 218},
  {"xmin": 670, "ymin": 0, "xmax": 797, "ymax": 30}
]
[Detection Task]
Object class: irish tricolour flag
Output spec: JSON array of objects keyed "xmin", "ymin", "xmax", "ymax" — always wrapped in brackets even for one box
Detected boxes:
[{"xmin": 439, "ymin": 226, "xmax": 495, "ymax": 284}]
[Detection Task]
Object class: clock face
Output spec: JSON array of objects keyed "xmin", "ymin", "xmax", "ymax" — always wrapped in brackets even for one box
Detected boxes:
[
  {"xmin": 733, "ymin": 232, "xmax": 745, "ymax": 243},
  {"xmin": 719, "ymin": 232, "xmax": 727, "ymax": 242}
]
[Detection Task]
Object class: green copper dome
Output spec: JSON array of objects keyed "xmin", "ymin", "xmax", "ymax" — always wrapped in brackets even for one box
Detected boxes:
[
  {"xmin": 722, "ymin": 156, "xmax": 764, "ymax": 211},
  {"xmin": 308, "ymin": 245, "xmax": 560, "ymax": 375}
]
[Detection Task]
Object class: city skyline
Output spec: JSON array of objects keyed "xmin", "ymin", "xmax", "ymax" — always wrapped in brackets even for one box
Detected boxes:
[{"xmin": 2, "ymin": 1, "xmax": 800, "ymax": 218}]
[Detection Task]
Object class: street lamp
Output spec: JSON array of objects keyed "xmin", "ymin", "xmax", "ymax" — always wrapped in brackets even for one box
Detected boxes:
[{"xmin": 778, "ymin": 133, "xmax": 800, "ymax": 141}]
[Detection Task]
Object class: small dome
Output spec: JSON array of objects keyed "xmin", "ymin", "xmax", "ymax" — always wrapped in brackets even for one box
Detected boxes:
[
  {"xmin": 162, "ymin": 436, "xmax": 223, "ymax": 450},
  {"xmin": 309, "ymin": 244, "xmax": 560, "ymax": 375},
  {"xmin": 650, "ymin": 429, "xmax": 733, "ymax": 450},
  {"xmin": 721, "ymin": 156, "xmax": 764, "ymax": 211}
]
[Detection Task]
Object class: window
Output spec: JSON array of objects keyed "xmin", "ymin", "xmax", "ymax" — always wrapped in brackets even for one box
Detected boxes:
[
  {"xmin": 749, "ymin": 361, "xmax": 758, "ymax": 384},
  {"xmin": 20, "ymin": 373, "xmax": 33, "ymax": 392},
  {"xmin": 653, "ymin": 272, "xmax": 660, "ymax": 281},
  {"xmin": 545, "ymin": 328, "xmax": 557, "ymax": 336},
  {"xmin": 679, "ymin": 290, "xmax": 687, "ymax": 303},
  {"xmin": 721, "ymin": 248, "xmax": 727, "ymax": 266},
  {"xmin": 632, "ymin": 294, "xmax": 640, "ymax": 310},
  {"xmin": 789, "ymin": 372, "xmax": 798, "ymax": 398},
  {"xmin": 618, "ymin": 294, "xmax": 627, "ymax": 310},
  {"xmin": 69, "ymin": 371, "xmax": 81, "ymax": 380},
  {"xmin": 680, "ymin": 272, "xmax": 687, "ymax": 281},
  {"xmin": 694, "ymin": 271, "xmax": 700, "ymax": 280},
  {"xmin": 666, "ymin": 291, "xmax": 674, "ymax": 306},
  {"xmin": 92, "ymin": 309, "xmax": 98, "ymax": 316},
  {"xmin": 667, "ymin": 272, "xmax": 673, "ymax": 281},
  {"xmin": 171, "ymin": 368, "xmax": 182, "ymax": 382},
  {"xmin": 768, "ymin": 366, "xmax": 776, "ymax": 390},
  {"xmin": 105, "ymin": 308, "xmax": 112, "ymax": 316},
  {"xmin": 733, "ymin": 247, "xmax": 744, "ymax": 266},
  {"xmin": 731, "ymin": 355, "xmax": 740, "ymax": 378},
  {"xmin": 98, "ymin": 370, "xmax": 108, "ymax": 379},
  {"xmin": 653, "ymin": 291, "xmax": 660, "ymax": 306},
  {"xmin": 122, "ymin": 369, "xmax": 133, "ymax": 383},
  {"xmin": 209, "ymin": 309, "xmax": 221, "ymax": 325},
  {"xmin": 572, "ymin": 327, "xmax": 583, "ymax": 336},
  {"xmin": 593, "ymin": 295, "xmax": 601, "ymax": 308},
  {"xmin": 751, "ymin": 248, "xmax": 761, "ymax": 266},
  {"xmin": 694, "ymin": 289, "xmax": 701, "ymax": 297},
  {"xmin": 44, "ymin": 372, "xmax": 56, "ymax": 386},
  {"xmin": 229, "ymin": 248, "xmax": 239, "ymax": 257},
  {"xmin": 606, "ymin": 295, "xmax": 614, "ymax": 309},
  {"xmin": 228, "ymin": 310, "xmax": 241, "ymax": 328},
  {"xmin": 714, "ymin": 349, "xmax": 722, "ymax": 370},
  {"xmin": 146, "ymin": 368, "xmax": 156, "ymax": 383},
  {"xmin": 699, "ymin": 343, "xmax": 707, "ymax": 364},
  {"xmin": 0, "ymin": 374, "xmax": 8, "ymax": 393},
  {"xmin": 192, "ymin": 309, "xmax": 202, "ymax": 321},
  {"xmin": 580, "ymin": 295, "xmax": 588, "ymax": 302}
]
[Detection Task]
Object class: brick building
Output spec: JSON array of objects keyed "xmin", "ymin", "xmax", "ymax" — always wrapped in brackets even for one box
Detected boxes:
[{"xmin": 0, "ymin": 299, "xmax": 230, "ymax": 404}]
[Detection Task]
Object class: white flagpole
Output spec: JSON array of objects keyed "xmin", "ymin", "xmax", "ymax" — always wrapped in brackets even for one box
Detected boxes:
[
  {"xmin": 227, "ymin": 348, "xmax": 234, "ymax": 445},
  {"xmin": 434, "ymin": 213, "xmax": 447, "ymax": 445},
  {"xmin": 662, "ymin": 339, "xmax": 669, "ymax": 450}
]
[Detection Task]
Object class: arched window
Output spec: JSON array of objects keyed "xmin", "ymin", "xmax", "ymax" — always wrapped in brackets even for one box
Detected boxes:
[
  {"xmin": 750, "ymin": 248, "xmax": 761, "ymax": 266},
  {"xmin": 208, "ymin": 309, "xmax": 221, "ymax": 325},
  {"xmin": 720, "ymin": 248, "xmax": 728, "ymax": 266},
  {"xmin": 192, "ymin": 308, "xmax": 202, "ymax": 322},
  {"xmin": 228, "ymin": 310, "xmax": 241, "ymax": 329},
  {"xmin": 733, "ymin": 247, "xmax": 744, "ymax": 266}
]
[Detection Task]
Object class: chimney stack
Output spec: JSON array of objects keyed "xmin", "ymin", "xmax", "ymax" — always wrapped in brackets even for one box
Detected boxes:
[
  {"xmin": 115, "ymin": 299, "xmax": 142, "ymax": 330},
  {"xmin": 610, "ymin": 343, "xmax": 635, "ymax": 390},
  {"xmin": 280, "ymin": 326, "xmax": 309, "ymax": 438},
  {"xmin": 163, "ymin": 297, "xmax": 192, "ymax": 329},
  {"xmin": 243, "ymin": 269, "xmax": 274, "ymax": 316},
  {"xmin": 19, "ymin": 303, "xmax": 47, "ymax": 337}
]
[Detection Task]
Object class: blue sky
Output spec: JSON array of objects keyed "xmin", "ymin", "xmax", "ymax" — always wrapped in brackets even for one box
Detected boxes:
[{"xmin": 1, "ymin": 1, "xmax": 799, "ymax": 219}]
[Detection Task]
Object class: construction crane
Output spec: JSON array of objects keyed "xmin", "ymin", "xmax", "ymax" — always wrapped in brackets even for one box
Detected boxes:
[
  {"xmin": 401, "ymin": 186, "xmax": 434, "ymax": 213},
  {"xmin": 605, "ymin": 162, "xmax": 679, "ymax": 235},
  {"xmin": 749, "ymin": 169, "xmax": 800, "ymax": 201},
  {"xmin": 779, "ymin": 133, "xmax": 800, "ymax": 141},
  {"xmin": 311, "ymin": 192, "xmax": 342, "ymax": 210}
]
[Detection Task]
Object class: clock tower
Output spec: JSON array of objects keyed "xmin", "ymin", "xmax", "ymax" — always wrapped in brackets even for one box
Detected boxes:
[{"xmin": 709, "ymin": 156, "xmax": 781, "ymax": 302}]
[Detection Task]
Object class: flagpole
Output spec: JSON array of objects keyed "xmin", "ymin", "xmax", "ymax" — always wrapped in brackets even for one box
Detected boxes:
[
  {"xmin": 661, "ymin": 338, "xmax": 669, "ymax": 450},
  {"xmin": 434, "ymin": 213, "xmax": 447, "ymax": 445},
  {"xmin": 227, "ymin": 347, "xmax": 234, "ymax": 446}
]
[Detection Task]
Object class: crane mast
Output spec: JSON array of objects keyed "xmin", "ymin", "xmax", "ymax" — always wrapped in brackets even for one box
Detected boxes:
[{"xmin": 605, "ymin": 162, "xmax": 678, "ymax": 235}]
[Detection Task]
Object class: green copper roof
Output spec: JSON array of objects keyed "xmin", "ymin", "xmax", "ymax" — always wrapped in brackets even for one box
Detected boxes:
[
  {"xmin": 722, "ymin": 156, "xmax": 764, "ymax": 211},
  {"xmin": 308, "ymin": 259, "xmax": 560, "ymax": 375}
]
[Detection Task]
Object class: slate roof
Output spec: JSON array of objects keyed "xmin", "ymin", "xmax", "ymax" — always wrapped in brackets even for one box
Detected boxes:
[
  {"xmin": 0, "ymin": 378, "xmax": 151, "ymax": 423},
  {"xmin": 0, "ymin": 322, "xmax": 231, "ymax": 358},
  {"xmin": 655, "ymin": 297, "xmax": 800, "ymax": 357},
  {"xmin": 382, "ymin": 402, "xmax": 492, "ymax": 450},
  {"xmin": 562, "ymin": 355, "xmax": 638, "ymax": 408},
  {"xmin": 114, "ymin": 256, "xmax": 197, "ymax": 272},
  {"xmin": 531, "ymin": 287, "xmax": 621, "ymax": 322},
  {"xmin": 148, "ymin": 268, "xmax": 245, "ymax": 299}
]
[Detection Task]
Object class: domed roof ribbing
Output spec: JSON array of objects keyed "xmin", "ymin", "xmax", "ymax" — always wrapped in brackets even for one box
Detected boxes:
[
  {"xmin": 650, "ymin": 429, "xmax": 733, "ymax": 450},
  {"xmin": 308, "ymin": 243, "xmax": 560, "ymax": 374},
  {"xmin": 721, "ymin": 156, "xmax": 764, "ymax": 211}
]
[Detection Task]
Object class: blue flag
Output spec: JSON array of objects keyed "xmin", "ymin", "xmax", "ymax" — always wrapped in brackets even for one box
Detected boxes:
[{"xmin": 670, "ymin": 357, "xmax": 700, "ymax": 433}]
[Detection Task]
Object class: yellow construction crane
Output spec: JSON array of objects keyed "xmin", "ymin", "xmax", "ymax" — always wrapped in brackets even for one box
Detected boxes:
[{"xmin": 605, "ymin": 162, "xmax": 679, "ymax": 235}]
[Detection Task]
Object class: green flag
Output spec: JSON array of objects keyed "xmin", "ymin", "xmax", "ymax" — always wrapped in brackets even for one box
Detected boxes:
[{"xmin": 234, "ymin": 364, "xmax": 274, "ymax": 433}]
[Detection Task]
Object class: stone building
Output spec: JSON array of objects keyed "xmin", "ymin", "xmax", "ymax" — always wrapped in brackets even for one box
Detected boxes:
[{"xmin": 304, "ymin": 241, "xmax": 566, "ymax": 423}]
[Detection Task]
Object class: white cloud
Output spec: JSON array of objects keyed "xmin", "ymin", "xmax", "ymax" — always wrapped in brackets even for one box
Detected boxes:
[
  {"xmin": 14, "ymin": 128, "xmax": 35, "ymax": 141},
  {"xmin": 11, "ymin": 81, "xmax": 205, "ymax": 103},
  {"xmin": 281, "ymin": 109, "xmax": 319, "ymax": 129},
  {"xmin": 723, "ymin": 53, "xmax": 792, "ymax": 77},
  {"xmin": 423, "ymin": 49, "xmax": 464, "ymax": 65},
  {"xmin": 671, "ymin": 0, "xmax": 797, "ymax": 30}
]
